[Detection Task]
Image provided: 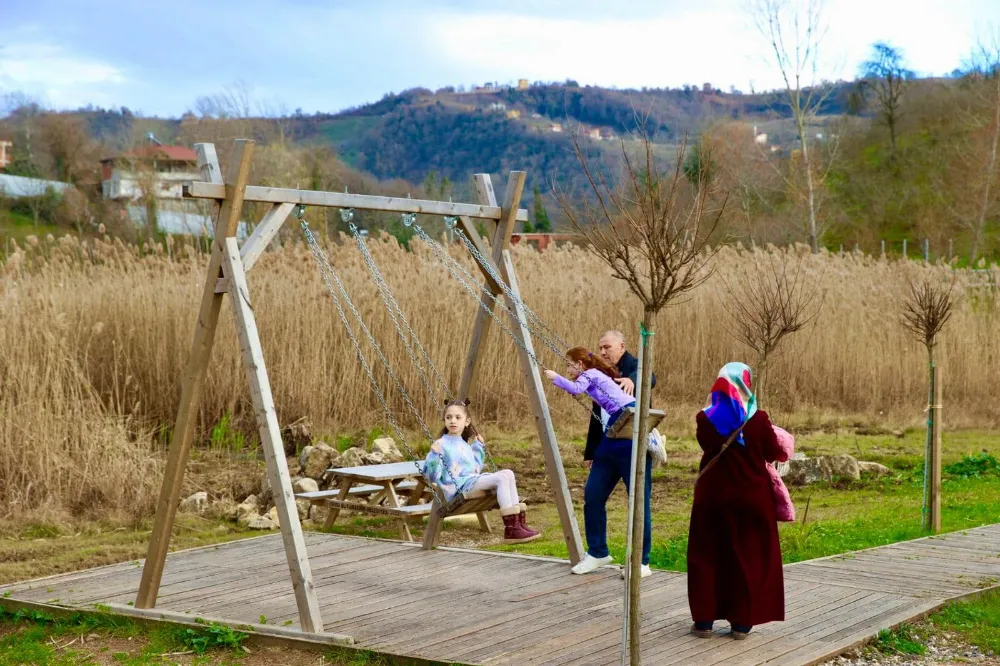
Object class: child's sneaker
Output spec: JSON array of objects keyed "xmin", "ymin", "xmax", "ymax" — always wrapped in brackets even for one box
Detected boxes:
[{"xmin": 570, "ymin": 554, "xmax": 613, "ymax": 575}]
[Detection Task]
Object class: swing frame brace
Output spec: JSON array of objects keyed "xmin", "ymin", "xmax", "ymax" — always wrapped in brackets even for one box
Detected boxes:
[{"xmin": 134, "ymin": 140, "xmax": 584, "ymax": 634}]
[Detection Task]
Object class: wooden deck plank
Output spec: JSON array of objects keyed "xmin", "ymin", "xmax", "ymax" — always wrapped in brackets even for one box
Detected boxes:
[
  {"xmin": 526, "ymin": 584, "xmax": 862, "ymax": 666},
  {"xmin": 550, "ymin": 581, "xmax": 846, "ymax": 666},
  {"xmin": 4, "ymin": 524, "xmax": 1000, "ymax": 665}
]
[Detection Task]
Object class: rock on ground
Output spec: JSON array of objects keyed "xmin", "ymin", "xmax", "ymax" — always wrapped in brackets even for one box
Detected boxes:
[
  {"xmin": 302, "ymin": 442, "xmax": 340, "ymax": 480},
  {"xmin": 246, "ymin": 515, "xmax": 278, "ymax": 530},
  {"xmin": 339, "ymin": 447, "xmax": 365, "ymax": 468},
  {"xmin": 293, "ymin": 478, "xmax": 319, "ymax": 495},
  {"xmin": 785, "ymin": 457, "xmax": 833, "ymax": 485},
  {"xmin": 828, "ymin": 454, "xmax": 861, "ymax": 481},
  {"xmin": 784, "ymin": 454, "xmax": 862, "ymax": 485},
  {"xmin": 858, "ymin": 461, "xmax": 892, "ymax": 477},
  {"xmin": 362, "ymin": 451, "xmax": 385, "ymax": 465},
  {"xmin": 370, "ymin": 437, "xmax": 404, "ymax": 463},
  {"xmin": 179, "ymin": 491, "xmax": 208, "ymax": 515}
]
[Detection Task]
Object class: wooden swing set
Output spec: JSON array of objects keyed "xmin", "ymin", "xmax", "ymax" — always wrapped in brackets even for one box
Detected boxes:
[{"xmin": 134, "ymin": 139, "xmax": 585, "ymax": 634}]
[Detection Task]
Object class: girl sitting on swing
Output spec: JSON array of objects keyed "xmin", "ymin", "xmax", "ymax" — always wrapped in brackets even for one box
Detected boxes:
[{"xmin": 423, "ymin": 399, "xmax": 541, "ymax": 544}]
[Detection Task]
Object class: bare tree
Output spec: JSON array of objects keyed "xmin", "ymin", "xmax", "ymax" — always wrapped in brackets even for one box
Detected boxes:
[
  {"xmin": 901, "ymin": 274, "xmax": 956, "ymax": 367},
  {"xmin": 720, "ymin": 247, "xmax": 822, "ymax": 403},
  {"xmin": 554, "ymin": 117, "xmax": 727, "ymax": 664},
  {"xmin": 748, "ymin": 0, "xmax": 832, "ymax": 252},
  {"xmin": 900, "ymin": 271, "xmax": 956, "ymax": 531},
  {"xmin": 858, "ymin": 42, "xmax": 914, "ymax": 155}
]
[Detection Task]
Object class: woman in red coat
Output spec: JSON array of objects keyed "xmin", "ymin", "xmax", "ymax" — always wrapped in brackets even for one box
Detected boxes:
[{"xmin": 687, "ymin": 362, "xmax": 786, "ymax": 640}]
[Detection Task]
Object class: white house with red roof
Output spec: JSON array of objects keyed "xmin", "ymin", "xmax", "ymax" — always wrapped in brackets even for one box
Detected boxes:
[{"xmin": 100, "ymin": 143, "xmax": 200, "ymax": 200}]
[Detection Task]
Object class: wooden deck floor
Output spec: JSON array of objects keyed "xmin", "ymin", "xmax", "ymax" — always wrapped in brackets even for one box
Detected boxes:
[{"xmin": 3, "ymin": 525, "xmax": 999, "ymax": 665}]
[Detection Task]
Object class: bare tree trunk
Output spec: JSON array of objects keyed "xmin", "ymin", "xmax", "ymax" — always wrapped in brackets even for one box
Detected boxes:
[
  {"xmin": 795, "ymin": 113, "xmax": 821, "ymax": 253},
  {"xmin": 969, "ymin": 74, "xmax": 1000, "ymax": 264},
  {"xmin": 628, "ymin": 310, "xmax": 655, "ymax": 665}
]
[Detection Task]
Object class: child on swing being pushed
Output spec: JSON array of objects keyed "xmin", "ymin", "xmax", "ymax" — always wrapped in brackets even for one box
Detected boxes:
[{"xmin": 423, "ymin": 399, "xmax": 541, "ymax": 544}]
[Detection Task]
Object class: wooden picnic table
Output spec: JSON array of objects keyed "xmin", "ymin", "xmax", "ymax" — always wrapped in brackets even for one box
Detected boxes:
[{"xmin": 296, "ymin": 461, "xmax": 492, "ymax": 542}]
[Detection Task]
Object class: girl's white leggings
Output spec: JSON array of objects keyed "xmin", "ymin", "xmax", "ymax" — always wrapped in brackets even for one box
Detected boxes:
[{"xmin": 469, "ymin": 469, "xmax": 520, "ymax": 508}]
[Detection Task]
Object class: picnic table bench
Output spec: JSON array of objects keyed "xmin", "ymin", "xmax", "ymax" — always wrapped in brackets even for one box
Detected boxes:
[{"xmin": 294, "ymin": 461, "xmax": 492, "ymax": 542}]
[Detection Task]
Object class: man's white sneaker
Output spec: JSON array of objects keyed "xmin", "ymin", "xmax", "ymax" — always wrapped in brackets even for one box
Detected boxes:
[
  {"xmin": 620, "ymin": 564, "xmax": 653, "ymax": 579},
  {"xmin": 571, "ymin": 554, "xmax": 613, "ymax": 575}
]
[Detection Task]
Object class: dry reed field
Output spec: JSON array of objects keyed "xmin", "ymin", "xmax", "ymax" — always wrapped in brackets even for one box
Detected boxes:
[{"xmin": 1, "ymin": 232, "xmax": 998, "ymax": 520}]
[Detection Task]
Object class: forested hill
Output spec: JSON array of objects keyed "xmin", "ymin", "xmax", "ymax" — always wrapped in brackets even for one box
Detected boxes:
[
  {"xmin": 62, "ymin": 80, "xmax": 853, "ymax": 192},
  {"xmin": 280, "ymin": 81, "xmax": 853, "ymax": 186}
]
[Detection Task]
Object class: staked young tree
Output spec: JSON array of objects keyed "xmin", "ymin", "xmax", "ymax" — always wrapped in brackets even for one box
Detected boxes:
[{"xmin": 554, "ymin": 116, "xmax": 728, "ymax": 664}]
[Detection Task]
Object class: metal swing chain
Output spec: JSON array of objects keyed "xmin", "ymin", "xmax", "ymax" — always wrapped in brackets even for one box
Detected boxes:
[
  {"xmin": 453, "ymin": 226, "xmax": 571, "ymax": 352},
  {"xmin": 350, "ymin": 224, "xmax": 451, "ymax": 410},
  {"xmin": 299, "ymin": 222, "xmax": 445, "ymax": 502},
  {"xmin": 413, "ymin": 225, "xmax": 621, "ymax": 432},
  {"xmin": 348, "ymin": 225, "xmax": 498, "ymax": 474}
]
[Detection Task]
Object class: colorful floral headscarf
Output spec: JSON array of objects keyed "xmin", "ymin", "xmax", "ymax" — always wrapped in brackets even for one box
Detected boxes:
[{"xmin": 702, "ymin": 362, "xmax": 758, "ymax": 445}]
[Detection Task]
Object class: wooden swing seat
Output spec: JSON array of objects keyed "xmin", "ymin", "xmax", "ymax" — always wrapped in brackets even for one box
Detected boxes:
[
  {"xmin": 421, "ymin": 488, "xmax": 500, "ymax": 550},
  {"xmin": 605, "ymin": 407, "xmax": 666, "ymax": 439}
]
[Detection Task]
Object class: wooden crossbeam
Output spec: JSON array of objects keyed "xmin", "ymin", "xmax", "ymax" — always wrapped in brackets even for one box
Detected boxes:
[{"xmin": 184, "ymin": 181, "xmax": 529, "ymax": 222}]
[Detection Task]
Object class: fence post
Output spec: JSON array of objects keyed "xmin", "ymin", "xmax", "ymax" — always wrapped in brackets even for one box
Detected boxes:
[
  {"xmin": 948, "ymin": 238, "xmax": 954, "ymax": 261},
  {"xmin": 903, "ymin": 239, "xmax": 908, "ymax": 259},
  {"xmin": 881, "ymin": 240, "xmax": 886, "ymax": 257},
  {"xmin": 923, "ymin": 239, "xmax": 929, "ymax": 262}
]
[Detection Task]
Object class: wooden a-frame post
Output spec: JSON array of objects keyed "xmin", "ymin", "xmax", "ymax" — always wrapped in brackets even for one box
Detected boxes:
[
  {"xmin": 453, "ymin": 173, "xmax": 585, "ymax": 565},
  {"xmin": 136, "ymin": 140, "xmax": 323, "ymax": 632}
]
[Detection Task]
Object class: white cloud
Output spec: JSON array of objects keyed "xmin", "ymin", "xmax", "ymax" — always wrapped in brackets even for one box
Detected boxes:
[
  {"xmin": 0, "ymin": 40, "xmax": 127, "ymax": 109},
  {"xmin": 428, "ymin": 0, "xmax": 984, "ymax": 94}
]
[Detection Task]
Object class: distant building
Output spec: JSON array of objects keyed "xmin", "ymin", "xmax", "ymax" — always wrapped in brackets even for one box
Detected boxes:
[
  {"xmin": 488, "ymin": 102, "xmax": 507, "ymax": 112},
  {"xmin": 517, "ymin": 79, "xmax": 529, "ymax": 90},
  {"xmin": 585, "ymin": 128, "xmax": 602, "ymax": 141},
  {"xmin": 0, "ymin": 140, "xmax": 11, "ymax": 169},
  {"xmin": 506, "ymin": 109, "xmax": 521, "ymax": 119},
  {"xmin": 0, "ymin": 173, "xmax": 72, "ymax": 198},
  {"xmin": 703, "ymin": 82, "xmax": 713, "ymax": 93},
  {"xmin": 100, "ymin": 144, "xmax": 199, "ymax": 200},
  {"xmin": 550, "ymin": 123, "xmax": 563, "ymax": 133},
  {"xmin": 531, "ymin": 112, "xmax": 542, "ymax": 119}
]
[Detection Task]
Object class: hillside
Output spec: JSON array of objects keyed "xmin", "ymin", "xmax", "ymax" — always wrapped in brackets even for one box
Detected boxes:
[
  {"xmin": 283, "ymin": 82, "xmax": 853, "ymax": 188},
  {"xmin": 67, "ymin": 81, "xmax": 849, "ymax": 192},
  {"xmin": 6, "ymin": 74, "xmax": 997, "ymax": 261}
]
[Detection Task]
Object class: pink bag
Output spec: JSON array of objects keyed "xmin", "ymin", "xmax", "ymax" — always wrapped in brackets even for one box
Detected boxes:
[{"xmin": 768, "ymin": 426, "xmax": 796, "ymax": 522}]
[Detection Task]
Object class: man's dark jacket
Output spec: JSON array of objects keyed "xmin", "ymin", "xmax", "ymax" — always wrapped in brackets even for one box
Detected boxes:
[{"xmin": 583, "ymin": 352, "xmax": 657, "ymax": 461}]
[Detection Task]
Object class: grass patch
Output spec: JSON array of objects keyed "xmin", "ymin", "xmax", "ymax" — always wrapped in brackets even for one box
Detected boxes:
[
  {"xmin": 0, "ymin": 604, "xmax": 398, "ymax": 664},
  {"xmin": 944, "ymin": 453, "xmax": 1000, "ymax": 479},
  {"xmin": 873, "ymin": 623, "xmax": 927, "ymax": 656},
  {"xmin": 929, "ymin": 590, "xmax": 1000, "ymax": 655},
  {"xmin": 0, "ymin": 515, "xmax": 250, "ymax": 586}
]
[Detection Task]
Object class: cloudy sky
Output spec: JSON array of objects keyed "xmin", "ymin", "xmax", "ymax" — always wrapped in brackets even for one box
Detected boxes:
[{"xmin": 0, "ymin": 0, "xmax": 995, "ymax": 117}]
